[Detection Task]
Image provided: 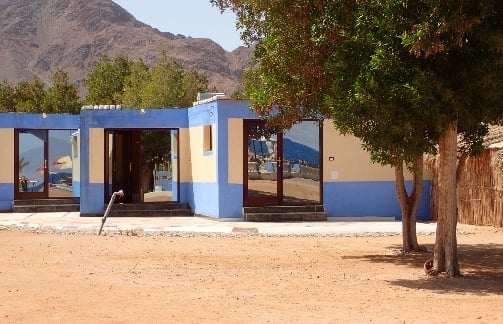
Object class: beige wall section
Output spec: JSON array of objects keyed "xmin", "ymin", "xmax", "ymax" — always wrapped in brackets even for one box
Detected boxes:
[
  {"xmin": 71, "ymin": 134, "xmax": 80, "ymax": 182},
  {"xmin": 178, "ymin": 128, "xmax": 191, "ymax": 183},
  {"xmin": 188, "ymin": 125, "xmax": 217, "ymax": 182},
  {"xmin": 0, "ymin": 129, "xmax": 14, "ymax": 183},
  {"xmin": 228, "ymin": 119, "xmax": 243, "ymax": 184},
  {"xmin": 89, "ymin": 128, "xmax": 104, "ymax": 184},
  {"xmin": 323, "ymin": 120, "xmax": 417, "ymax": 182},
  {"xmin": 72, "ymin": 158, "xmax": 80, "ymax": 182}
]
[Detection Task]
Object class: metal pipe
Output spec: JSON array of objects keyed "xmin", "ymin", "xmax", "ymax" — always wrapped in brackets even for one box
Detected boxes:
[{"xmin": 98, "ymin": 190, "xmax": 124, "ymax": 235}]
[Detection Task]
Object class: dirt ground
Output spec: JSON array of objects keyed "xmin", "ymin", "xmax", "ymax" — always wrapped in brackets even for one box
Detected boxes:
[{"xmin": 1, "ymin": 224, "xmax": 502, "ymax": 323}]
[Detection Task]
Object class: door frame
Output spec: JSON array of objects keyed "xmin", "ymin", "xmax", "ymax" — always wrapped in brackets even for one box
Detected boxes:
[
  {"xmin": 243, "ymin": 119, "xmax": 324, "ymax": 207},
  {"xmin": 14, "ymin": 129, "xmax": 49, "ymax": 199},
  {"xmin": 243, "ymin": 120, "xmax": 284, "ymax": 206},
  {"xmin": 104, "ymin": 129, "xmax": 139, "ymax": 203},
  {"xmin": 104, "ymin": 128, "xmax": 180, "ymax": 204}
]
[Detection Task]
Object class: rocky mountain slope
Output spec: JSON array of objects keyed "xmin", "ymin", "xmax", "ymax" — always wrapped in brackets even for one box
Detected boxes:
[{"xmin": 0, "ymin": 0, "xmax": 253, "ymax": 97}]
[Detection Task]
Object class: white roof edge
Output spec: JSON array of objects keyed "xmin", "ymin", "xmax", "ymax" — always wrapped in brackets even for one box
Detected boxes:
[{"xmin": 192, "ymin": 94, "xmax": 226, "ymax": 106}]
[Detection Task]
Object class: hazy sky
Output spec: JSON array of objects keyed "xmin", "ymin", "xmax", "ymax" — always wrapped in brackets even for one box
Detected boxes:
[{"xmin": 112, "ymin": 0, "xmax": 243, "ymax": 51}]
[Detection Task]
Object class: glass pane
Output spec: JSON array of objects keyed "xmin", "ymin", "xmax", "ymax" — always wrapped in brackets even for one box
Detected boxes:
[
  {"xmin": 48, "ymin": 130, "xmax": 76, "ymax": 198},
  {"xmin": 18, "ymin": 130, "xmax": 46, "ymax": 194},
  {"xmin": 282, "ymin": 121, "xmax": 321, "ymax": 204},
  {"xmin": 142, "ymin": 130, "xmax": 177, "ymax": 202},
  {"xmin": 247, "ymin": 122, "xmax": 279, "ymax": 199}
]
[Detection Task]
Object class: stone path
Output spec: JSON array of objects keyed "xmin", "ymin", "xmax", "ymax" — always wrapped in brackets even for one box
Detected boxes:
[{"xmin": 0, "ymin": 212, "xmax": 438, "ymax": 236}]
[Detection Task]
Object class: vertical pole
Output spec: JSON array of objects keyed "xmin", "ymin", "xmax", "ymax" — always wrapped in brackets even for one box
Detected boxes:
[{"xmin": 98, "ymin": 190, "xmax": 124, "ymax": 235}]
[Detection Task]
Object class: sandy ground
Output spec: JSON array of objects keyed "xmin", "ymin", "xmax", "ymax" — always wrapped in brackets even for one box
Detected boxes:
[{"xmin": 0, "ymin": 224, "xmax": 502, "ymax": 323}]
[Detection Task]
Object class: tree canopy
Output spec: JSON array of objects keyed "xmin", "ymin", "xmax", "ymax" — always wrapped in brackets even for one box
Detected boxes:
[
  {"xmin": 214, "ymin": 0, "xmax": 503, "ymax": 275},
  {"xmin": 84, "ymin": 55, "xmax": 133, "ymax": 105},
  {"xmin": 42, "ymin": 69, "xmax": 81, "ymax": 114},
  {"xmin": 0, "ymin": 71, "xmax": 80, "ymax": 114},
  {"xmin": 86, "ymin": 52, "xmax": 209, "ymax": 108},
  {"xmin": 0, "ymin": 53, "xmax": 211, "ymax": 113}
]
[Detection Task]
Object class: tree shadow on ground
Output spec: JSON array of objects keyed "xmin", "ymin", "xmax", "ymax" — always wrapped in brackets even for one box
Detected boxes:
[{"xmin": 343, "ymin": 243, "xmax": 503, "ymax": 295}]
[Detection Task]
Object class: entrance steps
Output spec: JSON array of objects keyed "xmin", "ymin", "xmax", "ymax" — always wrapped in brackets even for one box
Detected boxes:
[
  {"xmin": 243, "ymin": 205, "xmax": 327, "ymax": 222},
  {"xmin": 13, "ymin": 198, "xmax": 80, "ymax": 213},
  {"xmin": 106, "ymin": 202, "xmax": 193, "ymax": 217}
]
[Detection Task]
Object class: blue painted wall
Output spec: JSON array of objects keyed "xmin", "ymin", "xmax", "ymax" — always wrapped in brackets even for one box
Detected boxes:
[
  {"xmin": 215, "ymin": 100, "xmax": 256, "ymax": 218},
  {"xmin": 0, "ymin": 113, "xmax": 79, "ymax": 211},
  {"xmin": 77, "ymin": 120, "xmax": 103, "ymax": 215},
  {"xmin": 0, "ymin": 183, "xmax": 14, "ymax": 210},
  {"xmin": 0, "ymin": 113, "xmax": 78, "ymax": 129},
  {"xmin": 183, "ymin": 100, "xmax": 256, "ymax": 218},
  {"xmin": 80, "ymin": 108, "xmax": 188, "ymax": 129},
  {"xmin": 324, "ymin": 180, "xmax": 431, "ymax": 220},
  {"xmin": 79, "ymin": 108, "xmax": 190, "ymax": 215},
  {"xmin": 1, "ymin": 106, "xmax": 433, "ymax": 220}
]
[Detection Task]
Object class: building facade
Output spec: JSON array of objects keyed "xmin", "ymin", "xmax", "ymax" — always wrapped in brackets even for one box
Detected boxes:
[{"xmin": 0, "ymin": 97, "xmax": 431, "ymax": 220}]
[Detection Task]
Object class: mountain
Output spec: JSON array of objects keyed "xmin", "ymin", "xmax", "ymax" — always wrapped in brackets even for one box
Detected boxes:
[{"xmin": 0, "ymin": 0, "xmax": 253, "ymax": 97}]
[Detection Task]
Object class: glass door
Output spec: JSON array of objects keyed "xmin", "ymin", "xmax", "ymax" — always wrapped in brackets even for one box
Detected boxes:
[
  {"xmin": 15, "ymin": 130, "xmax": 48, "ymax": 199},
  {"xmin": 244, "ymin": 120, "xmax": 283, "ymax": 206},
  {"xmin": 105, "ymin": 129, "xmax": 179, "ymax": 204},
  {"xmin": 243, "ymin": 120, "xmax": 323, "ymax": 206},
  {"xmin": 282, "ymin": 121, "xmax": 322, "ymax": 204},
  {"xmin": 48, "ymin": 130, "xmax": 76, "ymax": 198},
  {"xmin": 106, "ymin": 130, "xmax": 133, "ymax": 203}
]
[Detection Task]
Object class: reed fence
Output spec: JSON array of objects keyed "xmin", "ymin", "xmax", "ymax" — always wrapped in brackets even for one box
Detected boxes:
[{"xmin": 427, "ymin": 149, "xmax": 503, "ymax": 227}]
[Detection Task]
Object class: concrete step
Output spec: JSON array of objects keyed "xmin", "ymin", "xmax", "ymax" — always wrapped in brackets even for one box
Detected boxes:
[
  {"xmin": 244, "ymin": 212, "xmax": 327, "ymax": 222},
  {"xmin": 14, "ymin": 198, "xmax": 80, "ymax": 206},
  {"xmin": 243, "ymin": 205, "xmax": 327, "ymax": 222},
  {"xmin": 13, "ymin": 204, "xmax": 80, "ymax": 213},
  {"xmin": 107, "ymin": 209, "xmax": 193, "ymax": 217},
  {"xmin": 108, "ymin": 202, "xmax": 190, "ymax": 211},
  {"xmin": 243, "ymin": 205, "xmax": 325, "ymax": 214},
  {"xmin": 105, "ymin": 202, "xmax": 193, "ymax": 217}
]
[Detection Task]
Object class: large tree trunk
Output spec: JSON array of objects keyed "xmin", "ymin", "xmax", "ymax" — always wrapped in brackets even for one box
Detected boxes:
[
  {"xmin": 429, "ymin": 122, "xmax": 460, "ymax": 276},
  {"xmin": 395, "ymin": 157, "xmax": 425, "ymax": 253}
]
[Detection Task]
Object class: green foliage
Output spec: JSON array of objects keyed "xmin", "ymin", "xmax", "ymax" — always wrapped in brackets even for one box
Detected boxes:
[
  {"xmin": 84, "ymin": 55, "xmax": 133, "ymax": 105},
  {"xmin": 1, "ymin": 53, "xmax": 209, "ymax": 113},
  {"xmin": 42, "ymin": 69, "xmax": 81, "ymax": 114},
  {"xmin": 14, "ymin": 76, "xmax": 46, "ymax": 113},
  {"xmin": 121, "ymin": 52, "xmax": 209, "ymax": 108},
  {"xmin": 180, "ymin": 70, "xmax": 209, "ymax": 107},
  {"xmin": 122, "ymin": 60, "xmax": 150, "ymax": 108},
  {"xmin": 0, "ymin": 81, "xmax": 15, "ymax": 112},
  {"xmin": 0, "ymin": 70, "xmax": 80, "ymax": 114},
  {"xmin": 86, "ymin": 53, "xmax": 208, "ymax": 108},
  {"xmin": 141, "ymin": 53, "xmax": 185, "ymax": 108},
  {"xmin": 213, "ymin": 0, "xmax": 503, "ymax": 167},
  {"xmin": 212, "ymin": 0, "xmax": 340, "ymax": 128}
]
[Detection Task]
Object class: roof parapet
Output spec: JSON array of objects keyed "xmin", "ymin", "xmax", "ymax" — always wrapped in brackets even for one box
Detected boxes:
[
  {"xmin": 81, "ymin": 105, "xmax": 122, "ymax": 110},
  {"xmin": 193, "ymin": 92, "xmax": 225, "ymax": 106}
]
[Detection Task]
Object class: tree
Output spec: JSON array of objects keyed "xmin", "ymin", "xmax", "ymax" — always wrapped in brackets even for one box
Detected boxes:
[
  {"xmin": 214, "ymin": 0, "xmax": 431, "ymax": 253},
  {"xmin": 180, "ymin": 70, "xmax": 210, "ymax": 107},
  {"xmin": 213, "ymin": 0, "xmax": 503, "ymax": 276},
  {"xmin": 121, "ymin": 52, "xmax": 209, "ymax": 108},
  {"xmin": 84, "ymin": 55, "xmax": 133, "ymax": 105},
  {"xmin": 42, "ymin": 69, "xmax": 81, "ymax": 114},
  {"xmin": 122, "ymin": 60, "xmax": 150, "ymax": 108},
  {"xmin": 18, "ymin": 157, "xmax": 30, "ymax": 173},
  {"xmin": 398, "ymin": 1, "xmax": 503, "ymax": 276},
  {"xmin": 14, "ymin": 76, "xmax": 46, "ymax": 113},
  {"xmin": 0, "ymin": 81, "xmax": 16, "ymax": 112}
]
